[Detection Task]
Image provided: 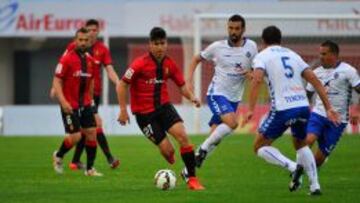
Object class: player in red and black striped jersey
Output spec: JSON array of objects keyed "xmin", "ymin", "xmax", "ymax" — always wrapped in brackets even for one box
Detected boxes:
[
  {"xmin": 52, "ymin": 19, "xmax": 120, "ymax": 170},
  {"xmin": 52, "ymin": 28, "xmax": 102, "ymax": 176},
  {"xmin": 116, "ymin": 27, "xmax": 205, "ymax": 190}
]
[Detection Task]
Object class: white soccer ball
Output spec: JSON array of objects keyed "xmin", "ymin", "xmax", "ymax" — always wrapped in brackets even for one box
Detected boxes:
[{"xmin": 154, "ymin": 169, "xmax": 176, "ymax": 190}]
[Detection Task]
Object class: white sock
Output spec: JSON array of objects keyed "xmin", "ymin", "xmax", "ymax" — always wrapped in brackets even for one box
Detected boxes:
[
  {"xmin": 257, "ymin": 146, "xmax": 297, "ymax": 172},
  {"xmin": 200, "ymin": 123, "xmax": 233, "ymax": 153},
  {"xmin": 297, "ymin": 146, "xmax": 320, "ymax": 191}
]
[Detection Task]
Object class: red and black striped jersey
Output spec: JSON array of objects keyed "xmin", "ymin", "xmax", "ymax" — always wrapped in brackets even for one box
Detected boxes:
[
  {"xmin": 55, "ymin": 50, "xmax": 95, "ymax": 109},
  {"xmin": 63, "ymin": 40, "xmax": 112, "ymax": 96},
  {"xmin": 122, "ymin": 53, "xmax": 185, "ymax": 114}
]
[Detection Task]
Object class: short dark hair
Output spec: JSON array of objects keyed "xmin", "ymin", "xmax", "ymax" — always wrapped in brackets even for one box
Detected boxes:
[
  {"xmin": 75, "ymin": 27, "xmax": 88, "ymax": 37},
  {"xmin": 321, "ymin": 40, "xmax": 339, "ymax": 56},
  {"xmin": 150, "ymin": 27, "xmax": 167, "ymax": 41},
  {"xmin": 86, "ymin": 19, "xmax": 99, "ymax": 27},
  {"xmin": 228, "ymin": 14, "xmax": 246, "ymax": 28},
  {"xmin": 262, "ymin": 25, "xmax": 281, "ymax": 45}
]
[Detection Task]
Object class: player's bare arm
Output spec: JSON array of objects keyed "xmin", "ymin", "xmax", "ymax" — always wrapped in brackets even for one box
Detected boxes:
[
  {"xmin": 105, "ymin": 64, "xmax": 120, "ymax": 85},
  {"xmin": 186, "ymin": 54, "xmax": 202, "ymax": 93},
  {"xmin": 302, "ymin": 68, "xmax": 340, "ymax": 125},
  {"xmin": 49, "ymin": 86, "xmax": 57, "ymax": 100},
  {"xmin": 116, "ymin": 80, "xmax": 130, "ymax": 125},
  {"xmin": 242, "ymin": 68, "xmax": 264, "ymax": 127},
  {"xmin": 52, "ymin": 77, "xmax": 72, "ymax": 114},
  {"xmin": 180, "ymin": 85, "xmax": 200, "ymax": 107}
]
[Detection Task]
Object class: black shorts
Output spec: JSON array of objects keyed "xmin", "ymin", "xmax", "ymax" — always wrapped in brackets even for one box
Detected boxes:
[
  {"xmin": 135, "ymin": 104, "xmax": 183, "ymax": 145},
  {"xmin": 92, "ymin": 95, "xmax": 101, "ymax": 114},
  {"xmin": 61, "ymin": 106, "xmax": 96, "ymax": 134}
]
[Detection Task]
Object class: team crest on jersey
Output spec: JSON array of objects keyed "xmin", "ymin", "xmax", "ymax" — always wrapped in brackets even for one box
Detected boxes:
[
  {"xmin": 246, "ymin": 51, "xmax": 251, "ymax": 58},
  {"xmin": 124, "ymin": 68, "xmax": 135, "ymax": 79},
  {"xmin": 334, "ymin": 72, "xmax": 339, "ymax": 79}
]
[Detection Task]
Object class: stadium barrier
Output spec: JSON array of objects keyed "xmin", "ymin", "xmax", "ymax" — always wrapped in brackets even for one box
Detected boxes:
[{"xmin": 2, "ymin": 105, "xmax": 359, "ymax": 136}]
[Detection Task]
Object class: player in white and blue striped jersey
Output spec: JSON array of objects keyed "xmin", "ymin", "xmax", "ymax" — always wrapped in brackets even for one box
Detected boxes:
[
  {"xmin": 186, "ymin": 14, "xmax": 258, "ymax": 168},
  {"xmin": 242, "ymin": 26, "xmax": 340, "ymax": 196},
  {"xmin": 306, "ymin": 40, "xmax": 360, "ymax": 167}
]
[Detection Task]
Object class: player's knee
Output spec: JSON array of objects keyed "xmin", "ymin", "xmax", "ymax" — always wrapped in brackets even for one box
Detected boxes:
[
  {"xmin": 70, "ymin": 132, "xmax": 82, "ymax": 143},
  {"xmin": 229, "ymin": 122, "xmax": 238, "ymax": 130},
  {"xmin": 224, "ymin": 120, "xmax": 238, "ymax": 129},
  {"xmin": 176, "ymin": 134, "xmax": 190, "ymax": 146},
  {"xmin": 83, "ymin": 128, "xmax": 97, "ymax": 141},
  {"xmin": 305, "ymin": 134, "xmax": 317, "ymax": 146}
]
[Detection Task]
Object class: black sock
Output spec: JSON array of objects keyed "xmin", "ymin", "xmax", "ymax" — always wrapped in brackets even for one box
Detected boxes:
[
  {"xmin": 56, "ymin": 138, "xmax": 73, "ymax": 158},
  {"xmin": 85, "ymin": 140, "xmax": 97, "ymax": 170},
  {"xmin": 180, "ymin": 145, "xmax": 196, "ymax": 177},
  {"xmin": 96, "ymin": 129, "xmax": 113, "ymax": 162},
  {"xmin": 72, "ymin": 135, "xmax": 85, "ymax": 163}
]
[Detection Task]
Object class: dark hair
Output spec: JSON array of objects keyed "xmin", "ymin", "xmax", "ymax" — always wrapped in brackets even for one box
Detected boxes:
[
  {"xmin": 75, "ymin": 27, "xmax": 88, "ymax": 37},
  {"xmin": 321, "ymin": 40, "xmax": 339, "ymax": 56},
  {"xmin": 262, "ymin": 25, "xmax": 281, "ymax": 45},
  {"xmin": 228, "ymin": 14, "xmax": 246, "ymax": 28},
  {"xmin": 150, "ymin": 27, "xmax": 167, "ymax": 41},
  {"xmin": 86, "ymin": 19, "xmax": 99, "ymax": 27}
]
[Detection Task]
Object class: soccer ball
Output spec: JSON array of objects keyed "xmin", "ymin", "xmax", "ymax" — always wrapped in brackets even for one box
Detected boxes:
[{"xmin": 154, "ymin": 169, "xmax": 176, "ymax": 190}]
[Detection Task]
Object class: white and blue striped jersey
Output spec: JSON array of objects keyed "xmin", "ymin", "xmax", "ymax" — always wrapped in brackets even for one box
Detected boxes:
[
  {"xmin": 252, "ymin": 45, "xmax": 309, "ymax": 111},
  {"xmin": 201, "ymin": 39, "xmax": 258, "ymax": 102},
  {"xmin": 306, "ymin": 62, "xmax": 360, "ymax": 122}
]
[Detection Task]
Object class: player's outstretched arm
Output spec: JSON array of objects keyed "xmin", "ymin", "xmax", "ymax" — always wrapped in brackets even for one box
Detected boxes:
[
  {"xmin": 186, "ymin": 54, "xmax": 202, "ymax": 93},
  {"xmin": 116, "ymin": 80, "xmax": 130, "ymax": 125},
  {"xmin": 302, "ymin": 68, "xmax": 340, "ymax": 125},
  {"xmin": 180, "ymin": 85, "xmax": 200, "ymax": 108},
  {"xmin": 105, "ymin": 64, "xmax": 120, "ymax": 86},
  {"xmin": 241, "ymin": 69, "xmax": 264, "ymax": 127},
  {"xmin": 53, "ymin": 77, "xmax": 72, "ymax": 114}
]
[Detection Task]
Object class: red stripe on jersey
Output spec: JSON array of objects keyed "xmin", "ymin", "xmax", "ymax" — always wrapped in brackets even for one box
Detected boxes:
[
  {"xmin": 62, "ymin": 40, "xmax": 113, "ymax": 96},
  {"xmin": 122, "ymin": 53, "xmax": 185, "ymax": 114},
  {"xmin": 55, "ymin": 50, "xmax": 95, "ymax": 109}
]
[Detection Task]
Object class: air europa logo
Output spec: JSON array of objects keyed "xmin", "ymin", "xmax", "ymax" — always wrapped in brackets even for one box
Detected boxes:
[
  {"xmin": 0, "ymin": 0, "xmax": 18, "ymax": 31},
  {"xmin": 0, "ymin": 0, "xmax": 105, "ymax": 32},
  {"xmin": 16, "ymin": 14, "xmax": 105, "ymax": 32}
]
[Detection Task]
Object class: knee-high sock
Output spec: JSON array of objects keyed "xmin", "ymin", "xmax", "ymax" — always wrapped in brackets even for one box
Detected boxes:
[
  {"xmin": 180, "ymin": 145, "xmax": 196, "ymax": 177},
  {"xmin": 297, "ymin": 146, "xmax": 320, "ymax": 191},
  {"xmin": 200, "ymin": 123, "xmax": 232, "ymax": 153},
  {"xmin": 72, "ymin": 134, "xmax": 85, "ymax": 163},
  {"xmin": 56, "ymin": 137, "xmax": 73, "ymax": 158},
  {"xmin": 257, "ymin": 146, "xmax": 297, "ymax": 172},
  {"xmin": 85, "ymin": 140, "xmax": 97, "ymax": 170},
  {"xmin": 96, "ymin": 128, "xmax": 113, "ymax": 162}
]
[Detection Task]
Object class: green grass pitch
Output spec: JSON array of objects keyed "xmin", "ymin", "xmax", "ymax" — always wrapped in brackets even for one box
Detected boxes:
[{"xmin": 0, "ymin": 134, "xmax": 359, "ymax": 203}]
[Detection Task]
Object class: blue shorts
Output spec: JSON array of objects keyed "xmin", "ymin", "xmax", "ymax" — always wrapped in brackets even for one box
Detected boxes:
[
  {"xmin": 307, "ymin": 112, "xmax": 347, "ymax": 156},
  {"xmin": 207, "ymin": 95, "xmax": 239, "ymax": 126},
  {"xmin": 259, "ymin": 106, "xmax": 310, "ymax": 140}
]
